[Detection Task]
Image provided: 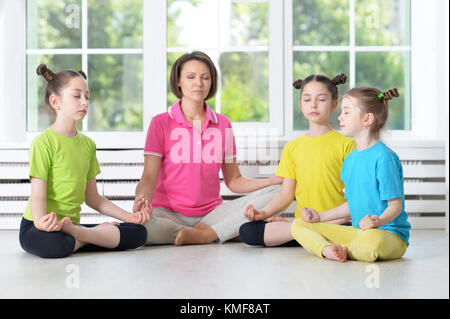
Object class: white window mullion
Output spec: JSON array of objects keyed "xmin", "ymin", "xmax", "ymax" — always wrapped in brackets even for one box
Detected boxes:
[
  {"xmin": 143, "ymin": 0, "xmax": 167, "ymax": 128},
  {"xmin": 268, "ymin": 0, "xmax": 284, "ymax": 136},
  {"xmin": 349, "ymin": 0, "xmax": 356, "ymax": 88},
  {"xmin": 284, "ymin": 0, "xmax": 294, "ymax": 137},
  {"xmin": 215, "ymin": 0, "xmax": 225, "ymax": 115}
]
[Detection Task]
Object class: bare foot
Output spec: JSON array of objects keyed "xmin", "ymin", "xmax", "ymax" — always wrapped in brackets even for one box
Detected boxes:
[
  {"xmin": 175, "ymin": 224, "xmax": 217, "ymax": 246},
  {"xmin": 322, "ymin": 244, "xmax": 348, "ymax": 263},
  {"xmin": 174, "ymin": 227, "xmax": 194, "ymax": 246}
]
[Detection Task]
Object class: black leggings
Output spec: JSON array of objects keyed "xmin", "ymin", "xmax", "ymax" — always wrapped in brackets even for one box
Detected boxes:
[
  {"xmin": 239, "ymin": 220, "xmax": 353, "ymax": 247},
  {"xmin": 239, "ymin": 221, "xmax": 301, "ymax": 247},
  {"xmin": 19, "ymin": 218, "xmax": 147, "ymax": 258}
]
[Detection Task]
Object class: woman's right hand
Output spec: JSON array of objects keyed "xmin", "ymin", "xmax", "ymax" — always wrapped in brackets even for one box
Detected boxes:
[
  {"xmin": 34, "ymin": 212, "xmax": 65, "ymax": 232},
  {"xmin": 133, "ymin": 194, "xmax": 146, "ymax": 213},
  {"xmin": 300, "ymin": 207, "xmax": 320, "ymax": 223},
  {"xmin": 244, "ymin": 204, "xmax": 267, "ymax": 221}
]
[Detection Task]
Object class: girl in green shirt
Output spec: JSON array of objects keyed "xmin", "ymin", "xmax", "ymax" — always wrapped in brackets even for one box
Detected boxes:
[{"xmin": 19, "ymin": 64, "xmax": 151, "ymax": 258}]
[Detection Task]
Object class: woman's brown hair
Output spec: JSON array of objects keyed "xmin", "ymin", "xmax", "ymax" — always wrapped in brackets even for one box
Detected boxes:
[
  {"xmin": 169, "ymin": 51, "xmax": 218, "ymax": 101},
  {"xmin": 345, "ymin": 86, "xmax": 399, "ymax": 139},
  {"xmin": 36, "ymin": 64, "xmax": 87, "ymax": 107}
]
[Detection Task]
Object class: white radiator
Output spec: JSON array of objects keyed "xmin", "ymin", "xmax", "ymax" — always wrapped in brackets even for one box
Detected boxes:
[{"xmin": 0, "ymin": 143, "xmax": 446, "ymax": 230}]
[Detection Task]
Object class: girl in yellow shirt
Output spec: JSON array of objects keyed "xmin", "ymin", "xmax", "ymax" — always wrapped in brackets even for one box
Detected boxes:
[{"xmin": 239, "ymin": 74, "xmax": 355, "ymax": 247}]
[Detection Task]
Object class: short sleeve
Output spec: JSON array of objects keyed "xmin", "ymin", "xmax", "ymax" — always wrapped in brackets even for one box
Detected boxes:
[
  {"xmin": 275, "ymin": 143, "xmax": 296, "ymax": 179},
  {"xmin": 87, "ymin": 141, "xmax": 101, "ymax": 180},
  {"xmin": 144, "ymin": 116, "xmax": 165, "ymax": 158},
  {"xmin": 344, "ymin": 138, "xmax": 357, "ymax": 158},
  {"xmin": 377, "ymin": 156, "xmax": 404, "ymax": 200},
  {"xmin": 28, "ymin": 138, "xmax": 52, "ymax": 181}
]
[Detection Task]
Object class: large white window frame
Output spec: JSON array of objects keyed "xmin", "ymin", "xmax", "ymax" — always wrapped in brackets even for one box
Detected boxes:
[{"xmin": 0, "ymin": 0, "xmax": 448, "ymax": 149}]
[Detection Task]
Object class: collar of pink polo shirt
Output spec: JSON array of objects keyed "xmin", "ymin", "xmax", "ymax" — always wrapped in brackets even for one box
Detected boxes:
[{"xmin": 168, "ymin": 100, "xmax": 218, "ymax": 131}]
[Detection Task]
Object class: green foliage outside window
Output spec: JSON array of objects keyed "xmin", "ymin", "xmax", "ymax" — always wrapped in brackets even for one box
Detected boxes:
[{"xmin": 26, "ymin": 0, "xmax": 410, "ymax": 132}]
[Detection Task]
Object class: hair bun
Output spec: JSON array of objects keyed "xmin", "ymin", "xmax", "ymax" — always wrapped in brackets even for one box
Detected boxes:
[
  {"xmin": 293, "ymin": 79, "xmax": 303, "ymax": 89},
  {"xmin": 331, "ymin": 73, "xmax": 347, "ymax": 86},
  {"xmin": 36, "ymin": 64, "xmax": 55, "ymax": 82},
  {"xmin": 382, "ymin": 88, "xmax": 399, "ymax": 101}
]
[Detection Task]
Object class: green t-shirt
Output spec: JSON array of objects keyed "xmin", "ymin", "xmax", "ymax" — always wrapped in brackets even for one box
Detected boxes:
[{"xmin": 23, "ymin": 128, "xmax": 101, "ymax": 225}]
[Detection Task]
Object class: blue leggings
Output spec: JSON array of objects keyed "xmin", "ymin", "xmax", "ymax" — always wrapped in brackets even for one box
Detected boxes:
[{"xmin": 19, "ymin": 218, "xmax": 147, "ymax": 258}]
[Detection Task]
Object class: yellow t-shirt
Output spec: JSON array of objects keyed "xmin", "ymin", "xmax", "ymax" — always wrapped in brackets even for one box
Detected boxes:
[
  {"xmin": 276, "ymin": 130, "xmax": 355, "ymax": 218},
  {"xmin": 23, "ymin": 128, "xmax": 101, "ymax": 225}
]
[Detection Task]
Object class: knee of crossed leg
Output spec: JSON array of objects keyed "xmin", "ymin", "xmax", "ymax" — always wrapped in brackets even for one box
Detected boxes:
[
  {"xmin": 40, "ymin": 239, "xmax": 75, "ymax": 258},
  {"xmin": 239, "ymin": 221, "xmax": 267, "ymax": 246},
  {"xmin": 357, "ymin": 229, "xmax": 386, "ymax": 261},
  {"xmin": 136, "ymin": 224, "xmax": 148, "ymax": 247}
]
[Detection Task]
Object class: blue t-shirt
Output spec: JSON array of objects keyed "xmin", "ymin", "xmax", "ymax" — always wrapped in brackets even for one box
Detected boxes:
[{"xmin": 341, "ymin": 141, "xmax": 411, "ymax": 245}]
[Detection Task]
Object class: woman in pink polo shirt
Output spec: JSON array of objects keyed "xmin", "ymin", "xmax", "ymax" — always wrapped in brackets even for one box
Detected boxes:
[{"xmin": 134, "ymin": 51, "xmax": 282, "ymax": 246}]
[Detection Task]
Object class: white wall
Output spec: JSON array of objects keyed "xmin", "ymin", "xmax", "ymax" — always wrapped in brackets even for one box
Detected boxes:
[{"xmin": 440, "ymin": 0, "xmax": 450, "ymax": 233}]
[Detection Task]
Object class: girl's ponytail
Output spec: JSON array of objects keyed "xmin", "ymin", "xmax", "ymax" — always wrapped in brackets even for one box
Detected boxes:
[{"xmin": 379, "ymin": 88, "xmax": 399, "ymax": 103}]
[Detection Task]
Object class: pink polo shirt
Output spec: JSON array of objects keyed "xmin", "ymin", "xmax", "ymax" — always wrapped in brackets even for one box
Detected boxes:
[{"xmin": 144, "ymin": 101, "xmax": 237, "ymax": 217}]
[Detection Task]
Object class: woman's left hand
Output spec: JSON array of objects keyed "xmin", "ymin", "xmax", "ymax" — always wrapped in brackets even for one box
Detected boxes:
[
  {"xmin": 269, "ymin": 175, "xmax": 283, "ymax": 185},
  {"xmin": 359, "ymin": 214, "xmax": 380, "ymax": 230}
]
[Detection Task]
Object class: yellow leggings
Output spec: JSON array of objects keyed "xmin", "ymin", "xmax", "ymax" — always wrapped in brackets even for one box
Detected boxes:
[{"xmin": 291, "ymin": 219, "xmax": 407, "ymax": 262}]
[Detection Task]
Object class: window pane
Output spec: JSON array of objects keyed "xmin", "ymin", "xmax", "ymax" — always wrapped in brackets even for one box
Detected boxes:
[
  {"xmin": 355, "ymin": 0, "xmax": 410, "ymax": 46},
  {"xmin": 167, "ymin": 0, "xmax": 218, "ymax": 48},
  {"xmin": 87, "ymin": 54, "xmax": 143, "ymax": 131},
  {"xmin": 27, "ymin": 54, "xmax": 82, "ymax": 131},
  {"xmin": 27, "ymin": 0, "xmax": 82, "ymax": 49},
  {"xmin": 220, "ymin": 52, "xmax": 269, "ymax": 122},
  {"xmin": 228, "ymin": 2, "xmax": 268, "ymax": 47},
  {"xmin": 355, "ymin": 51, "xmax": 411, "ymax": 130},
  {"xmin": 88, "ymin": 0, "xmax": 142, "ymax": 48},
  {"xmin": 293, "ymin": 0, "xmax": 349, "ymax": 46},
  {"xmin": 293, "ymin": 51, "xmax": 350, "ymax": 130}
]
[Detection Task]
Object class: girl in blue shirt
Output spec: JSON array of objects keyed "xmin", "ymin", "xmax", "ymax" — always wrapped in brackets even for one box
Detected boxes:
[{"xmin": 291, "ymin": 86, "xmax": 411, "ymax": 262}]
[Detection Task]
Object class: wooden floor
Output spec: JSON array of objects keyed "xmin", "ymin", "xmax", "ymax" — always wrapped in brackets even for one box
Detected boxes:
[{"xmin": 0, "ymin": 229, "xmax": 448, "ymax": 299}]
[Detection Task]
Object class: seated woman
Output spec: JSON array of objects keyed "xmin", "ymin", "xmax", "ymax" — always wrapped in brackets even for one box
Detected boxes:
[{"xmin": 135, "ymin": 51, "xmax": 282, "ymax": 246}]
